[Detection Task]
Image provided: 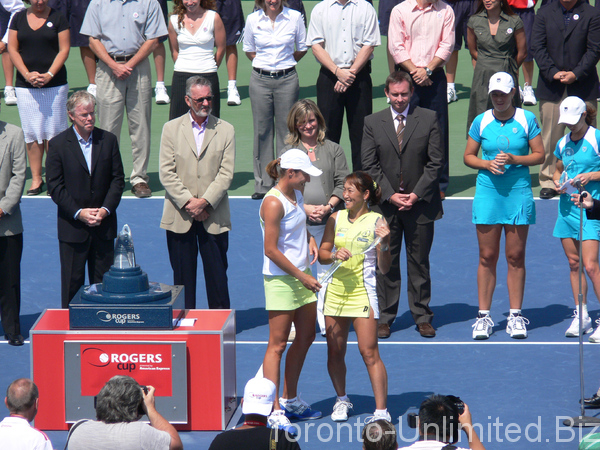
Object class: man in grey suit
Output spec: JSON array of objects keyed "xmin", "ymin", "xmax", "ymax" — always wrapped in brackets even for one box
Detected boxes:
[
  {"xmin": 0, "ymin": 116, "xmax": 26, "ymax": 346},
  {"xmin": 362, "ymin": 71, "xmax": 444, "ymax": 339},
  {"xmin": 159, "ymin": 75, "xmax": 235, "ymax": 310}
]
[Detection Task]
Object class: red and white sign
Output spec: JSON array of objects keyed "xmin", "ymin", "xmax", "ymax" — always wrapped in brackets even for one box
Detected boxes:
[{"xmin": 80, "ymin": 343, "xmax": 173, "ymax": 396}]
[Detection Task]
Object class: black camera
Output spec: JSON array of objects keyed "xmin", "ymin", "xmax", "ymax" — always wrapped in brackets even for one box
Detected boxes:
[
  {"xmin": 406, "ymin": 395, "xmax": 465, "ymax": 429},
  {"xmin": 138, "ymin": 385, "xmax": 148, "ymax": 416}
]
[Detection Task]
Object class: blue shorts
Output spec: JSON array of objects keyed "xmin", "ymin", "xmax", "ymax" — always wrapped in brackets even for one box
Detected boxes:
[
  {"xmin": 512, "ymin": 7, "xmax": 535, "ymax": 62},
  {"xmin": 451, "ymin": 0, "xmax": 477, "ymax": 51},
  {"xmin": 217, "ymin": 0, "xmax": 245, "ymax": 46}
]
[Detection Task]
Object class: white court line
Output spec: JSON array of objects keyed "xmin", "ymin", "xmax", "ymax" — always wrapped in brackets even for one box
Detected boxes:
[{"xmin": 236, "ymin": 340, "xmax": 591, "ymax": 345}]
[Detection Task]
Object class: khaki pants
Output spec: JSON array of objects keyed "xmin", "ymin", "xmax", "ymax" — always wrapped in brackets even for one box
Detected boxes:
[{"xmin": 95, "ymin": 58, "xmax": 152, "ymax": 186}]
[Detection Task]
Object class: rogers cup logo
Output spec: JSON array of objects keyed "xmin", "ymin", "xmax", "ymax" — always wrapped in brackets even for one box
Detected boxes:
[
  {"xmin": 96, "ymin": 310, "xmax": 142, "ymax": 324},
  {"xmin": 82, "ymin": 346, "xmax": 163, "ymax": 372}
]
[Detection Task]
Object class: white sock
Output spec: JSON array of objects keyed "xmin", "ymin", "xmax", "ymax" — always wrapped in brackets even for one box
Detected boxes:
[
  {"xmin": 281, "ymin": 396, "xmax": 296, "ymax": 404},
  {"xmin": 228, "ymin": 80, "xmax": 237, "ymax": 88},
  {"xmin": 448, "ymin": 82, "xmax": 455, "ymax": 90},
  {"xmin": 374, "ymin": 408, "xmax": 388, "ymax": 417},
  {"xmin": 510, "ymin": 309, "xmax": 521, "ymax": 316},
  {"xmin": 156, "ymin": 81, "xmax": 165, "ymax": 88},
  {"xmin": 337, "ymin": 395, "xmax": 349, "ymax": 402},
  {"xmin": 581, "ymin": 303, "xmax": 590, "ymax": 318},
  {"xmin": 479, "ymin": 310, "xmax": 490, "ymax": 317}
]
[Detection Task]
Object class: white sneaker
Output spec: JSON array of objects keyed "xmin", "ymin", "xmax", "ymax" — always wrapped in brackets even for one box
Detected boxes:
[
  {"xmin": 227, "ymin": 85, "xmax": 241, "ymax": 106},
  {"xmin": 522, "ymin": 83, "xmax": 537, "ymax": 106},
  {"xmin": 4, "ymin": 86, "xmax": 17, "ymax": 106},
  {"xmin": 506, "ymin": 313, "xmax": 529, "ymax": 339},
  {"xmin": 331, "ymin": 398, "xmax": 353, "ymax": 422},
  {"xmin": 155, "ymin": 85, "xmax": 170, "ymax": 104},
  {"xmin": 472, "ymin": 314, "xmax": 494, "ymax": 340},
  {"xmin": 86, "ymin": 84, "xmax": 97, "ymax": 98},
  {"xmin": 590, "ymin": 320, "xmax": 600, "ymax": 343},
  {"xmin": 565, "ymin": 309, "xmax": 592, "ymax": 337},
  {"xmin": 447, "ymin": 86, "xmax": 457, "ymax": 103},
  {"xmin": 268, "ymin": 410, "xmax": 298, "ymax": 436},
  {"xmin": 280, "ymin": 394, "xmax": 321, "ymax": 420},
  {"xmin": 288, "ymin": 323, "xmax": 296, "ymax": 342},
  {"xmin": 364, "ymin": 410, "xmax": 392, "ymax": 424}
]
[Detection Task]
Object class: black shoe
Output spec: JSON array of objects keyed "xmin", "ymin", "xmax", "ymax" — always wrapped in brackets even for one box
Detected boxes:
[
  {"xmin": 27, "ymin": 180, "xmax": 44, "ymax": 196},
  {"xmin": 584, "ymin": 393, "xmax": 600, "ymax": 408},
  {"xmin": 251, "ymin": 192, "xmax": 266, "ymax": 200},
  {"xmin": 540, "ymin": 188, "xmax": 558, "ymax": 199},
  {"xmin": 4, "ymin": 334, "xmax": 24, "ymax": 346}
]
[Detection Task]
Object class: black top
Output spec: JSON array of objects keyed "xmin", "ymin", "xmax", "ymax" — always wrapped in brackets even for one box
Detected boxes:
[
  {"xmin": 10, "ymin": 7, "xmax": 69, "ymax": 88},
  {"xmin": 208, "ymin": 427, "xmax": 302, "ymax": 450}
]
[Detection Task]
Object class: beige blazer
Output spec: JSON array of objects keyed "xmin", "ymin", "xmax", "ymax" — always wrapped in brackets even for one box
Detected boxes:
[
  {"xmin": 159, "ymin": 114, "xmax": 235, "ymax": 235},
  {"xmin": 0, "ymin": 122, "xmax": 26, "ymax": 237}
]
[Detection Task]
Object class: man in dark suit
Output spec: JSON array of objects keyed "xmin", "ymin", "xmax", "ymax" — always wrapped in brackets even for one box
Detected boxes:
[
  {"xmin": 532, "ymin": 0, "xmax": 600, "ymax": 199},
  {"xmin": 362, "ymin": 71, "xmax": 444, "ymax": 339},
  {"xmin": 47, "ymin": 90, "xmax": 125, "ymax": 308}
]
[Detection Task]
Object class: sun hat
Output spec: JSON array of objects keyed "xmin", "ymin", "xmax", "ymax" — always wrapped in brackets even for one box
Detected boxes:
[{"xmin": 280, "ymin": 149, "xmax": 323, "ymax": 177}]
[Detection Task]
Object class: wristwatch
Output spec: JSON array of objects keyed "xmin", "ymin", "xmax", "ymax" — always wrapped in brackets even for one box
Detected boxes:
[{"xmin": 425, "ymin": 67, "xmax": 433, "ymax": 77}]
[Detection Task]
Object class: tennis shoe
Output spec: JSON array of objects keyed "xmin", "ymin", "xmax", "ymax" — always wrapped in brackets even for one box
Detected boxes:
[
  {"xmin": 268, "ymin": 410, "xmax": 298, "ymax": 436},
  {"xmin": 155, "ymin": 85, "xmax": 170, "ymax": 104},
  {"xmin": 4, "ymin": 86, "xmax": 17, "ymax": 106},
  {"xmin": 565, "ymin": 309, "xmax": 592, "ymax": 337},
  {"xmin": 280, "ymin": 395, "xmax": 322, "ymax": 420},
  {"xmin": 227, "ymin": 86, "xmax": 241, "ymax": 106},
  {"xmin": 331, "ymin": 399, "xmax": 353, "ymax": 422},
  {"xmin": 364, "ymin": 410, "xmax": 392, "ymax": 424},
  {"xmin": 447, "ymin": 86, "xmax": 457, "ymax": 103},
  {"xmin": 506, "ymin": 313, "xmax": 529, "ymax": 339},
  {"xmin": 472, "ymin": 314, "xmax": 494, "ymax": 340},
  {"xmin": 522, "ymin": 83, "xmax": 537, "ymax": 106},
  {"xmin": 86, "ymin": 84, "xmax": 97, "ymax": 98},
  {"xmin": 590, "ymin": 320, "xmax": 600, "ymax": 343}
]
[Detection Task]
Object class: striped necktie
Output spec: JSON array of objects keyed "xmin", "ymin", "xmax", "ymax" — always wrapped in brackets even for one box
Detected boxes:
[{"xmin": 396, "ymin": 115, "xmax": 405, "ymax": 149}]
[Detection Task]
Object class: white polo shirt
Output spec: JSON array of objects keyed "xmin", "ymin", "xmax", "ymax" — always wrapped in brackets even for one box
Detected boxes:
[{"xmin": 0, "ymin": 416, "xmax": 53, "ymax": 450}]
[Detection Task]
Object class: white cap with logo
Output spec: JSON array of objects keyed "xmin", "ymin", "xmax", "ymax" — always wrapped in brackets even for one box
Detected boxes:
[
  {"xmin": 242, "ymin": 377, "xmax": 276, "ymax": 416},
  {"xmin": 488, "ymin": 72, "xmax": 515, "ymax": 94},
  {"xmin": 280, "ymin": 149, "xmax": 323, "ymax": 177},
  {"xmin": 558, "ymin": 96, "xmax": 587, "ymax": 126}
]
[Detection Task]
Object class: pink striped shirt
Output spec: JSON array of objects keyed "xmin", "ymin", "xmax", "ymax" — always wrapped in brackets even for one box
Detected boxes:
[{"xmin": 388, "ymin": 0, "xmax": 455, "ymax": 67}]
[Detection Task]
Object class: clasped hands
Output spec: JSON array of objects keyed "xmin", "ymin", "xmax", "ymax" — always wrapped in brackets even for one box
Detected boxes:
[
  {"xmin": 390, "ymin": 192, "xmax": 418, "ymax": 211},
  {"xmin": 78, "ymin": 208, "xmax": 108, "ymax": 227},
  {"xmin": 334, "ymin": 67, "xmax": 356, "ymax": 93},
  {"xmin": 185, "ymin": 197, "xmax": 210, "ymax": 221},
  {"xmin": 26, "ymin": 71, "xmax": 52, "ymax": 88},
  {"xmin": 411, "ymin": 67, "xmax": 433, "ymax": 87}
]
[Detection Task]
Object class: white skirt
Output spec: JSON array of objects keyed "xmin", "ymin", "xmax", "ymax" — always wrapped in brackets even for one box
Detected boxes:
[{"xmin": 15, "ymin": 84, "xmax": 69, "ymax": 144}]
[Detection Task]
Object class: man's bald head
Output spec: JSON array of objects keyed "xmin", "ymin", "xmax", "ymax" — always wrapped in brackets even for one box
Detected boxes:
[{"xmin": 5, "ymin": 379, "xmax": 38, "ymax": 415}]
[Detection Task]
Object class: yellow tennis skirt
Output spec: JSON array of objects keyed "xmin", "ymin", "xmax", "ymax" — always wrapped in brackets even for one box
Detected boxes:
[{"xmin": 264, "ymin": 269, "xmax": 317, "ymax": 311}]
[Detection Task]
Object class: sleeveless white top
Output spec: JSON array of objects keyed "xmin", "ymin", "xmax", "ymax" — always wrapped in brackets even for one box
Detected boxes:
[
  {"xmin": 171, "ymin": 10, "xmax": 217, "ymax": 73},
  {"xmin": 260, "ymin": 188, "xmax": 309, "ymax": 276}
]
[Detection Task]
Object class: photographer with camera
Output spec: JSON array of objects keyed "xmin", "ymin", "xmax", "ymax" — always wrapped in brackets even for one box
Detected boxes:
[
  {"xmin": 66, "ymin": 375, "xmax": 183, "ymax": 450},
  {"xmin": 399, "ymin": 395, "xmax": 485, "ymax": 450}
]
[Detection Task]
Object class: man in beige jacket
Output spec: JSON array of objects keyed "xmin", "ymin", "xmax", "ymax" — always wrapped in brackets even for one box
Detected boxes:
[{"xmin": 159, "ymin": 75, "xmax": 235, "ymax": 309}]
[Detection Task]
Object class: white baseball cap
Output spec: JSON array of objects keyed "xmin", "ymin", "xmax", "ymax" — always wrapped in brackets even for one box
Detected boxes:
[
  {"xmin": 559, "ymin": 96, "xmax": 587, "ymax": 125},
  {"xmin": 280, "ymin": 149, "xmax": 323, "ymax": 177},
  {"xmin": 242, "ymin": 377, "xmax": 276, "ymax": 416},
  {"xmin": 488, "ymin": 72, "xmax": 515, "ymax": 94}
]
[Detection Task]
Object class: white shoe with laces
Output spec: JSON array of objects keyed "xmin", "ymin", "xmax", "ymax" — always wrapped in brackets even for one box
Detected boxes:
[
  {"xmin": 331, "ymin": 399, "xmax": 353, "ymax": 422},
  {"xmin": 4, "ymin": 86, "xmax": 17, "ymax": 105},
  {"xmin": 155, "ymin": 85, "xmax": 170, "ymax": 104},
  {"xmin": 472, "ymin": 314, "xmax": 494, "ymax": 340},
  {"xmin": 267, "ymin": 410, "xmax": 298, "ymax": 436},
  {"xmin": 565, "ymin": 309, "xmax": 592, "ymax": 337},
  {"xmin": 522, "ymin": 83, "xmax": 537, "ymax": 106},
  {"xmin": 589, "ymin": 320, "xmax": 600, "ymax": 343},
  {"xmin": 447, "ymin": 86, "xmax": 457, "ymax": 103},
  {"xmin": 227, "ymin": 86, "xmax": 241, "ymax": 106},
  {"xmin": 364, "ymin": 410, "xmax": 392, "ymax": 424},
  {"xmin": 280, "ymin": 394, "xmax": 321, "ymax": 420},
  {"xmin": 506, "ymin": 313, "xmax": 529, "ymax": 339}
]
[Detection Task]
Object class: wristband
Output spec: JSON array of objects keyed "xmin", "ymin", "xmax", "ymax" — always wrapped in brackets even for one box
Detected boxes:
[
  {"xmin": 47, "ymin": 71, "xmax": 54, "ymax": 78},
  {"xmin": 334, "ymin": 67, "xmax": 338, "ymax": 76},
  {"xmin": 328, "ymin": 202, "xmax": 334, "ymax": 212}
]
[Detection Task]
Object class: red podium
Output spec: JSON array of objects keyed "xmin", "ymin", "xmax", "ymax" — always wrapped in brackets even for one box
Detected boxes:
[{"xmin": 30, "ymin": 309, "xmax": 236, "ymax": 431}]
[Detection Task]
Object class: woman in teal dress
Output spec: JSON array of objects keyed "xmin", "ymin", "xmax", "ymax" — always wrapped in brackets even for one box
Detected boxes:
[
  {"xmin": 464, "ymin": 72, "xmax": 544, "ymax": 340},
  {"xmin": 466, "ymin": 0, "xmax": 527, "ymax": 133},
  {"xmin": 552, "ymin": 97, "xmax": 600, "ymax": 342}
]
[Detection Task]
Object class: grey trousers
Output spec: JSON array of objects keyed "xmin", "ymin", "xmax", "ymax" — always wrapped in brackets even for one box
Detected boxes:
[
  {"xmin": 96, "ymin": 58, "xmax": 152, "ymax": 187},
  {"xmin": 249, "ymin": 69, "xmax": 299, "ymax": 194}
]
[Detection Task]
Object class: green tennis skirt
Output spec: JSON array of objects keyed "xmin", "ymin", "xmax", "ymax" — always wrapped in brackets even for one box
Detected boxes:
[{"xmin": 264, "ymin": 269, "xmax": 317, "ymax": 311}]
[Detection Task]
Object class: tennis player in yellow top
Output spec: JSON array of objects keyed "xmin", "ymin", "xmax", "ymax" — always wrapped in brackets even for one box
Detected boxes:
[{"xmin": 318, "ymin": 171, "xmax": 392, "ymax": 423}]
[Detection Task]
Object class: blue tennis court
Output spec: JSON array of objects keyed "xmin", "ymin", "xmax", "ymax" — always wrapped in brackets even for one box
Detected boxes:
[{"xmin": 2, "ymin": 197, "xmax": 600, "ymax": 449}]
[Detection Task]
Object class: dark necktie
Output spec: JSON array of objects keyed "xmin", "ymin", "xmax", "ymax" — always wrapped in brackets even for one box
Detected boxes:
[{"xmin": 396, "ymin": 115, "xmax": 405, "ymax": 149}]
